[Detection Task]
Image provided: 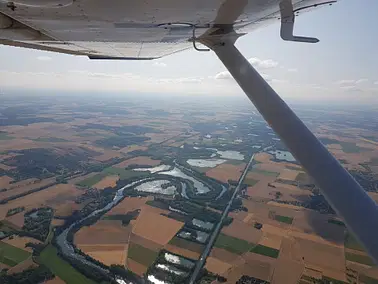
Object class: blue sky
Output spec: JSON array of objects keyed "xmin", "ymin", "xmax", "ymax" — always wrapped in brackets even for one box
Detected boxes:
[{"xmin": 0, "ymin": 0, "xmax": 377, "ymax": 103}]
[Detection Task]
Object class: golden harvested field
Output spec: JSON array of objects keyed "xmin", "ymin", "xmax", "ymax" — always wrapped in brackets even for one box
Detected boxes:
[
  {"xmin": 205, "ymin": 163, "xmax": 246, "ymax": 183},
  {"xmin": 295, "ymin": 237, "xmax": 345, "ymax": 273},
  {"xmin": 205, "ymin": 257, "xmax": 232, "ymax": 275},
  {"xmin": 75, "ymin": 220, "xmax": 132, "ymax": 245},
  {"xmin": 246, "ymin": 181, "xmax": 277, "ymax": 200},
  {"xmin": 51, "ymin": 218, "xmax": 65, "ymax": 226},
  {"xmin": 221, "ymin": 219, "xmax": 262, "ymax": 243},
  {"xmin": 291, "ymin": 211, "xmax": 345, "ymax": 245},
  {"xmin": 114, "ymin": 156, "xmax": 161, "ymax": 168},
  {"xmin": 105, "ymin": 196, "xmax": 150, "ymax": 216},
  {"xmin": 267, "ymin": 201, "xmax": 304, "ymax": 211},
  {"xmin": 277, "ymin": 169, "xmax": 300, "ymax": 181},
  {"xmin": 54, "ymin": 201, "xmax": 82, "ymax": 217},
  {"xmin": 0, "ymin": 183, "xmax": 83, "ymax": 220},
  {"xmin": 3, "ymin": 236, "xmax": 41, "ymax": 252},
  {"xmin": 0, "ymin": 176, "xmax": 13, "ymax": 189},
  {"xmin": 93, "ymin": 175, "xmax": 119, "ymax": 189},
  {"xmin": 84, "ymin": 248, "xmax": 126, "ymax": 266},
  {"xmin": 132, "ymin": 209, "xmax": 184, "ymax": 245},
  {"xmin": 224, "ymin": 260, "xmax": 272, "ymax": 283},
  {"xmin": 0, "ymin": 177, "xmax": 56, "ymax": 201},
  {"xmin": 5, "ymin": 212, "xmax": 25, "ymax": 228},
  {"xmin": 368, "ymin": 192, "xmax": 378, "ymax": 203},
  {"xmin": 271, "ymin": 258, "xmax": 304, "ymax": 284},
  {"xmin": 258, "ymin": 232, "xmax": 283, "ymax": 250},
  {"xmin": 119, "ymin": 145, "xmax": 148, "ymax": 154},
  {"xmin": 93, "ymin": 150, "xmax": 123, "ymax": 162}
]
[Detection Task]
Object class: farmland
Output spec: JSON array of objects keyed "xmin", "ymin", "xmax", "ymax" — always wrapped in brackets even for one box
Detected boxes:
[
  {"xmin": 1, "ymin": 94, "xmax": 378, "ymax": 284},
  {"xmin": 0, "ymin": 241, "xmax": 31, "ymax": 267},
  {"xmin": 39, "ymin": 245, "xmax": 96, "ymax": 284}
]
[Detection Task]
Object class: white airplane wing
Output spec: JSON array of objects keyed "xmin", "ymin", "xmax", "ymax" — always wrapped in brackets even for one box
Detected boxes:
[{"xmin": 0, "ymin": 0, "xmax": 334, "ymax": 59}]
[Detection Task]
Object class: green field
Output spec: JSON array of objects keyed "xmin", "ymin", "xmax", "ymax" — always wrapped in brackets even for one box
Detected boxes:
[
  {"xmin": 33, "ymin": 137, "xmax": 68, "ymax": 142},
  {"xmin": 251, "ymin": 168, "xmax": 279, "ymax": 177},
  {"xmin": 127, "ymin": 243, "xmax": 158, "ymax": 266},
  {"xmin": 38, "ymin": 245, "xmax": 96, "ymax": 284},
  {"xmin": 344, "ymin": 232, "xmax": 365, "ymax": 251},
  {"xmin": 102, "ymin": 167, "xmax": 149, "ymax": 180},
  {"xmin": 169, "ymin": 237, "xmax": 205, "ymax": 254},
  {"xmin": 0, "ymin": 241, "xmax": 31, "ymax": 267},
  {"xmin": 76, "ymin": 173, "xmax": 105, "ymax": 187},
  {"xmin": 250, "ymin": 244, "xmax": 280, "ymax": 258},
  {"xmin": 214, "ymin": 233, "xmax": 255, "ymax": 255},
  {"xmin": 328, "ymin": 219, "xmax": 345, "ymax": 227},
  {"xmin": 0, "ymin": 132, "xmax": 13, "ymax": 140},
  {"xmin": 76, "ymin": 166, "xmax": 149, "ymax": 187},
  {"xmin": 244, "ymin": 178, "xmax": 258, "ymax": 187},
  {"xmin": 345, "ymin": 252, "xmax": 375, "ymax": 266},
  {"xmin": 274, "ymin": 214, "xmax": 293, "ymax": 224},
  {"xmin": 339, "ymin": 142, "xmax": 369, "ymax": 153}
]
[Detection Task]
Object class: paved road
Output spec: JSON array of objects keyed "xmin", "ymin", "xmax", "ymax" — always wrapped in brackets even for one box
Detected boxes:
[{"xmin": 188, "ymin": 153, "xmax": 256, "ymax": 284}]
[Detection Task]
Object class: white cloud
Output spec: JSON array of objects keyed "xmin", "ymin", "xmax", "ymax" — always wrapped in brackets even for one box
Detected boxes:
[
  {"xmin": 287, "ymin": 68, "xmax": 298, "ymax": 72},
  {"xmin": 355, "ymin": 78, "xmax": 368, "ymax": 84},
  {"xmin": 36, "ymin": 56, "xmax": 52, "ymax": 61},
  {"xmin": 374, "ymin": 81, "xmax": 378, "ymax": 85},
  {"xmin": 153, "ymin": 62, "xmax": 167, "ymax": 68},
  {"xmin": 248, "ymin": 57, "xmax": 278, "ymax": 69},
  {"xmin": 214, "ymin": 71, "xmax": 232, "ymax": 80},
  {"xmin": 336, "ymin": 79, "xmax": 368, "ymax": 85},
  {"xmin": 336, "ymin": 79, "xmax": 355, "ymax": 85}
]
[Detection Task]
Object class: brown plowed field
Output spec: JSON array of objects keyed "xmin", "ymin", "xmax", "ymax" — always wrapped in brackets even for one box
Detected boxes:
[
  {"xmin": 132, "ymin": 209, "xmax": 183, "ymax": 245},
  {"xmin": 3, "ymin": 236, "xmax": 41, "ymax": 252},
  {"xmin": 221, "ymin": 219, "xmax": 262, "ymax": 244},
  {"xmin": 205, "ymin": 257, "xmax": 232, "ymax": 275},
  {"xmin": 206, "ymin": 163, "xmax": 246, "ymax": 183}
]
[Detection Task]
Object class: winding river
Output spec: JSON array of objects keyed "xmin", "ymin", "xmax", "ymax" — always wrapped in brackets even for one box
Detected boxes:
[{"xmin": 55, "ymin": 163, "xmax": 227, "ymax": 282}]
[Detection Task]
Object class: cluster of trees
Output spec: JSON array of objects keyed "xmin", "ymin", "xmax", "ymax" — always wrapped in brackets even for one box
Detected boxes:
[
  {"xmin": 3, "ymin": 148, "xmax": 92, "ymax": 180},
  {"xmin": 22, "ymin": 208, "xmax": 53, "ymax": 241},
  {"xmin": 0, "ymin": 264, "xmax": 54, "ymax": 284},
  {"xmin": 6, "ymin": 206, "xmax": 25, "ymax": 217},
  {"xmin": 236, "ymin": 275, "xmax": 269, "ymax": 284}
]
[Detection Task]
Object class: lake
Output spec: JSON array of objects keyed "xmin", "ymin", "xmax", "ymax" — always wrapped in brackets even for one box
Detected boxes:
[
  {"xmin": 268, "ymin": 150, "xmax": 296, "ymax": 162},
  {"xmin": 186, "ymin": 158, "xmax": 226, "ymax": 168}
]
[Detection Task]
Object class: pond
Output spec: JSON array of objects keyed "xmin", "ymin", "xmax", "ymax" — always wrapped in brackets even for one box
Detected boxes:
[
  {"xmin": 155, "ymin": 263, "xmax": 187, "ymax": 276},
  {"xmin": 159, "ymin": 167, "xmax": 210, "ymax": 194},
  {"xmin": 215, "ymin": 150, "xmax": 244, "ymax": 160},
  {"xmin": 133, "ymin": 164, "xmax": 171, "ymax": 173},
  {"xmin": 164, "ymin": 252, "xmax": 195, "ymax": 269},
  {"xmin": 135, "ymin": 180, "xmax": 176, "ymax": 195},
  {"xmin": 268, "ymin": 150, "xmax": 296, "ymax": 162},
  {"xmin": 186, "ymin": 158, "xmax": 226, "ymax": 168},
  {"xmin": 192, "ymin": 218, "xmax": 214, "ymax": 230},
  {"xmin": 147, "ymin": 275, "xmax": 169, "ymax": 284}
]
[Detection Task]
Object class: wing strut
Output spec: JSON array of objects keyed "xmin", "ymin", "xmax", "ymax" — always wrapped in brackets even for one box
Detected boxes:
[{"xmin": 201, "ymin": 34, "xmax": 378, "ymax": 263}]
